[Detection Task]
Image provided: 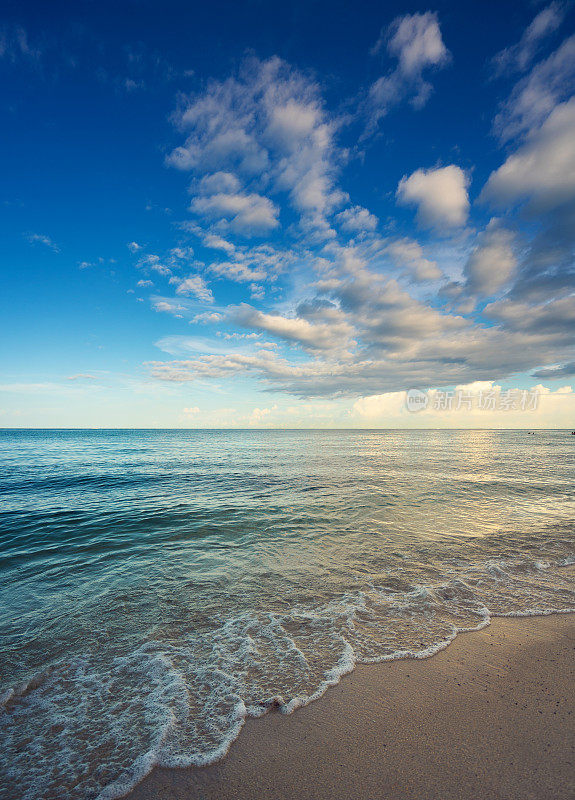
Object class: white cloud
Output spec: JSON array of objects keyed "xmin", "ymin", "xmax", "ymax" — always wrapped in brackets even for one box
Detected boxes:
[
  {"xmin": 465, "ymin": 222, "xmax": 517, "ymax": 295},
  {"xmin": 492, "ymin": 2, "xmax": 566, "ymax": 75},
  {"xmin": 397, "ymin": 165, "xmax": 470, "ymax": 229},
  {"xmin": 210, "ymin": 261, "xmax": 267, "ymax": 283},
  {"xmin": 494, "ymin": 35, "xmax": 575, "ymax": 141},
  {"xmin": 335, "ymin": 205, "xmax": 378, "ymax": 233},
  {"xmin": 196, "ymin": 171, "xmax": 241, "ymax": 194},
  {"xmin": 202, "ymin": 233, "xmax": 236, "ymax": 254},
  {"xmin": 190, "ymin": 191, "xmax": 279, "ymax": 234},
  {"xmin": 152, "ymin": 300, "xmax": 186, "ymax": 316},
  {"xmin": 194, "ymin": 233, "xmax": 294, "ymax": 285},
  {"xmin": 169, "ymin": 56, "xmax": 343, "ymax": 237},
  {"xmin": 136, "ymin": 253, "xmax": 173, "ymax": 276},
  {"xmin": 248, "ymin": 404, "xmax": 278, "ymax": 425},
  {"xmin": 141, "ymin": 45, "xmax": 574, "ymax": 405},
  {"xmin": 386, "ymin": 238, "xmax": 442, "ymax": 281},
  {"xmin": 172, "ymin": 274, "xmax": 214, "ymax": 302},
  {"xmin": 482, "ymin": 98, "xmax": 575, "ymax": 212},
  {"xmin": 232, "ymin": 303, "xmax": 356, "ymax": 353},
  {"xmin": 266, "ymin": 99, "xmax": 321, "ymax": 148},
  {"xmin": 386, "ymin": 11, "xmax": 450, "ymax": 76},
  {"xmin": 192, "ymin": 311, "xmax": 223, "ymax": 324},
  {"xmin": 352, "ymin": 382, "xmax": 575, "ymax": 428},
  {"xmin": 250, "ymin": 283, "xmax": 265, "ymax": 300},
  {"xmin": 366, "ymin": 12, "xmax": 450, "ymax": 132},
  {"xmin": 26, "ymin": 233, "xmax": 60, "ymax": 252},
  {"xmin": 147, "ymin": 238, "xmax": 575, "ymax": 400},
  {"xmin": 169, "ymin": 246, "xmax": 194, "ymax": 261},
  {"xmin": 484, "ymin": 294, "xmax": 575, "ymax": 334}
]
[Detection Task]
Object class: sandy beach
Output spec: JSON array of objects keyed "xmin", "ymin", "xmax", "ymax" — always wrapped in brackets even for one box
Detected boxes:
[{"xmin": 127, "ymin": 614, "xmax": 574, "ymax": 800}]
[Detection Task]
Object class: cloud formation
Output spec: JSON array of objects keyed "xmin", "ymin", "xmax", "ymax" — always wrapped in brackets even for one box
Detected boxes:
[
  {"xmin": 168, "ymin": 56, "xmax": 345, "ymax": 238},
  {"xmin": 172, "ymin": 274, "xmax": 214, "ymax": 302},
  {"xmin": 145, "ymin": 17, "xmax": 575, "ymax": 407},
  {"xmin": 352, "ymin": 382, "xmax": 575, "ymax": 428},
  {"xmin": 26, "ymin": 233, "xmax": 60, "ymax": 252},
  {"xmin": 483, "ymin": 97, "xmax": 575, "ymax": 212},
  {"xmin": 464, "ymin": 222, "xmax": 517, "ymax": 296},
  {"xmin": 491, "ymin": 2, "xmax": 566, "ymax": 75},
  {"xmin": 494, "ymin": 34, "xmax": 575, "ymax": 141},
  {"xmin": 397, "ymin": 165, "xmax": 470, "ymax": 229},
  {"xmin": 366, "ymin": 12, "xmax": 450, "ymax": 132},
  {"xmin": 386, "ymin": 238, "xmax": 442, "ymax": 282}
]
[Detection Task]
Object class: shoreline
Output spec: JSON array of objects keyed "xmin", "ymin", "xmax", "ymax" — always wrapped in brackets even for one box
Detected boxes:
[{"xmin": 126, "ymin": 613, "xmax": 575, "ymax": 800}]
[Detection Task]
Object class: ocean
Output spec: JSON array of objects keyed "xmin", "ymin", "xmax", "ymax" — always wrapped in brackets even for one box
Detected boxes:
[{"xmin": 0, "ymin": 429, "xmax": 574, "ymax": 800}]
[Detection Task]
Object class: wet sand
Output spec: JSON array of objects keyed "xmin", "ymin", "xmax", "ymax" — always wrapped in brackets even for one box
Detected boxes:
[{"xmin": 126, "ymin": 614, "xmax": 574, "ymax": 800}]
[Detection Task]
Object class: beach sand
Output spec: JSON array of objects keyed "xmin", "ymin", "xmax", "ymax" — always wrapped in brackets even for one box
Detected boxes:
[{"xmin": 126, "ymin": 614, "xmax": 574, "ymax": 800}]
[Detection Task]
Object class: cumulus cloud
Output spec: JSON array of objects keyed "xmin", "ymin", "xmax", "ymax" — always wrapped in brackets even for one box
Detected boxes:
[
  {"xmin": 210, "ymin": 261, "xmax": 267, "ymax": 283},
  {"xmin": 384, "ymin": 12, "xmax": 450, "ymax": 75},
  {"xmin": 232, "ymin": 303, "xmax": 356, "ymax": 354},
  {"xmin": 484, "ymin": 294, "xmax": 575, "ymax": 336},
  {"xmin": 202, "ymin": 233, "xmax": 236, "ymax": 254},
  {"xmin": 148, "ymin": 252, "xmax": 575, "ymax": 400},
  {"xmin": 196, "ymin": 171, "xmax": 241, "ymax": 194},
  {"xmin": 143, "ymin": 41, "xmax": 574, "ymax": 404},
  {"xmin": 397, "ymin": 165, "xmax": 470, "ymax": 229},
  {"xmin": 198, "ymin": 234, "xmax": 294, "ymax": 284},
  {"xmin": 386, "ymin": 238, "xmax": 442, "ymax": 282},
  {"xmin": 483, "ymin": 98, "xmax": 575, "ymax": 212},
  {"xmin": 366, "ymin": 12, "xmax": 450, "ymax": 132},
  {"xmin": 464, "ymin": 222, "xmax": 517, "ymax": 295},
  {"xmin": 190, "ymin": 190, "xmax": 279, "ymax": 234},
  {"xmin": 192, "ymin": 311, "xmax": 223, "ymax": 324},
  {"xmin": 335, "ymin": 205, "xmax": 378, "ymax": 233},
  {"xmin": 171, "ymin": 274, "xmax": 214, "ymax": 302},
  {"xmin": 136, "ymin": 253, "xmax": 173, "ymax": 276},
  {"xmin": 352, "ymin": 382, "xmax": 575, "ymax": 428},
  {"xmin": 482, "ymin": 27, "xmax": 575, "ymax": 304},
  {"xmin": 168, "ymin": 56, "xmax": 344, "ymax": 236},
  {"xmin": 152, "ymin": 299, "xmax": 187, "ymax": 316},
  {"xmin": 133, "ymin": 245, "xmax": 198, "ymax": 280},
  {"xmin": 494, "ymin": 35, "xmax": 575, "ymax": 141},
  {"xmin": 248, "ymin": 404, "xmax": 278, "ymax": 425}
]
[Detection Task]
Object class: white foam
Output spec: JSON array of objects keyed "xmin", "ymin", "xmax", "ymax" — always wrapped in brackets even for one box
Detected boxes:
[{"xmin": 1, "ymin": 552, "xmax": 574, "ymax": 800}]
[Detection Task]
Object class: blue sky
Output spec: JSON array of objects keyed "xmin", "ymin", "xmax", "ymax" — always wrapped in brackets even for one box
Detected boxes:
[{"xmin": 1, "ymin": 0, "xmax": 574, "ymax": 427}]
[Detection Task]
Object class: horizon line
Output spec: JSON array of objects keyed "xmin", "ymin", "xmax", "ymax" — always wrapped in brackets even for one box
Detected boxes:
[{"xmin": 1, "ymin": 427, "xmax": 572, "ymax": 432}]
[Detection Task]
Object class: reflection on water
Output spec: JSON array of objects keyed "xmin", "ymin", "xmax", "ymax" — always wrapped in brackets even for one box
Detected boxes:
[{"xmin": 0, "ymin": 429, "xmax": 573, "ymax": 800}]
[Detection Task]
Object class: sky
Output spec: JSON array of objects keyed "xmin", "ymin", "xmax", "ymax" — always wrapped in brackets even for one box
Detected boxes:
[{"xmin": 1, "ymin": 0, "xmax": 574, "ymax": 428}]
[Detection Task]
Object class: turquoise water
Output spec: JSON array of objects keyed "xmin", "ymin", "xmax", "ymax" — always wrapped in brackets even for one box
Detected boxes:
[{"xmin": 1, "ymin": 429, "xmax": 574, "ymax": 799}]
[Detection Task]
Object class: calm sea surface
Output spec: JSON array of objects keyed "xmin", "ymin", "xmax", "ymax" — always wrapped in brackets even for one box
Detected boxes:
[{"xmin": 0, "ymin": 429, "xmax": 574, "ymax": 799}]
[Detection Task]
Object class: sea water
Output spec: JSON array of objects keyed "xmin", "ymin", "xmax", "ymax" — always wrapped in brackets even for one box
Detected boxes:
[{"xmin": 0, "ymin": 429, "xmax": 573, "ymax": 799}]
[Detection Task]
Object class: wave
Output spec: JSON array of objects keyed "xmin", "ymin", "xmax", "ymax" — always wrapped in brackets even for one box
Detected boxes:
[{"xmin": 1, "ymin": 551, "xmax": 573, "ymax": 800}]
